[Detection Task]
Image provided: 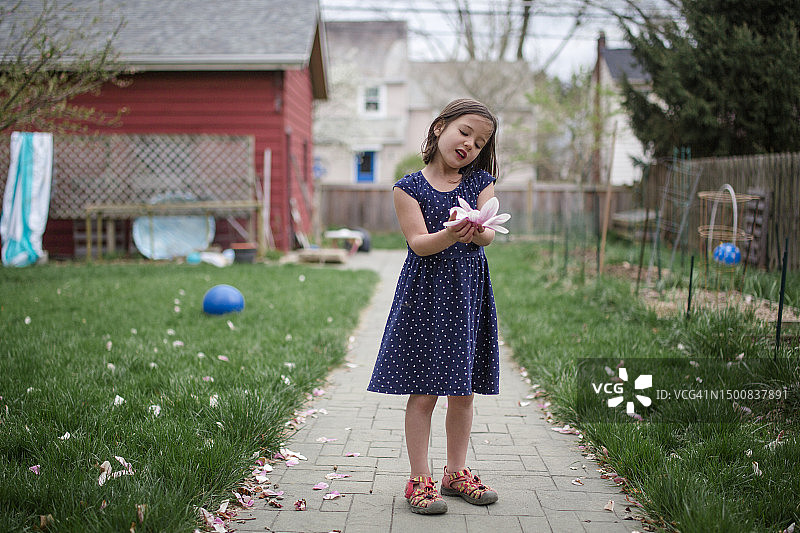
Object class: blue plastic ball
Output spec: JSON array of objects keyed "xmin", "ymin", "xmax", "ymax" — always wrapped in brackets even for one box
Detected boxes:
[
  {"xmin": 713, "ymin": 242, "xmax": 741, "ymax": 265},
  {"xmin": 202, "ymin": 284, "xmax": 245, "ymax": 315}
]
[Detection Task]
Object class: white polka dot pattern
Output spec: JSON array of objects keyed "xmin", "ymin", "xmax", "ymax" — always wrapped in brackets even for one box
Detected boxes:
[{"xmin": 367, "ymin": 170, "xmax": 501, "ymax": 396}]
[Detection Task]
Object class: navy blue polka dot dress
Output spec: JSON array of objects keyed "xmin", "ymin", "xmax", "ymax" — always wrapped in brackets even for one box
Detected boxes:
[{"xmin": 367, "ymin": 169, "xmax": 500, "ymax": 396}]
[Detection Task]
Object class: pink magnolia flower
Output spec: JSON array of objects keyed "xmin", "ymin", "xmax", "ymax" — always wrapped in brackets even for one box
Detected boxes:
[{"xmin": 444, "ymin": 197, "xmax": 511, "ymax": 234}]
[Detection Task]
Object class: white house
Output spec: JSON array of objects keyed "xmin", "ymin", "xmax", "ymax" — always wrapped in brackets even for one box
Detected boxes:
[
  {"xmin": 313, "ymin": 21, "xmax": 410, "ymax": 184},
  {"xmin": 592, "ymin": 32, "xmax": 650, "ymax": 186},
  {"xmin": 314, "ymin": 20, "xmax": 537, "ymax": 186}
]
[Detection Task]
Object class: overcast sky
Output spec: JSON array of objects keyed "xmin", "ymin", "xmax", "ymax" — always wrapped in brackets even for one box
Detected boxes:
[{"xmin": 319, "ymin": 0, "xmax": 637, "ymax": 79}]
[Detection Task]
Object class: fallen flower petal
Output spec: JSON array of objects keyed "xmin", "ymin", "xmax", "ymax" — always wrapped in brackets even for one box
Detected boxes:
[
  {"xmin": 286, "ymin": 458, "xmax": 299, "ymax": 467},
  {"xmin": 149, "ymin": 405, "xmax": 162, "ymax": 417},
  {"xmin": 268, "ymin": 500, "xmax": 283, "ymax": 508},
  {"xmin": 227, "ymin": 320, "xmax": 235, "ymax": 330},
  {"xmin": 263, "ymin": 489, "xmax": 284, "ymax": 497},
  {"xmin": 98, "ymin": 461, "xmax": 112, "ymax": 486},
  {"xmin": 59, "ymin": 432, "xmax": 71, "ymax": 440},
  {"xmin": 233, "ymin": 491, "xmax": 254, "ymax": 508},
  {"xmin": 217, "ymin": 355, "xmax": 229, "ymax": 362},
  {"xmin": 209, "ymin": 394, "xmax": 219, "ymax": 408},
  {"xmin": 325, "ymin": 472, "xmax": 351, "ymax": 480},
  {"xmin": 199, "ymin": 507, "xmax": 214, "ymax": 526},
  {"xmin": 316, "ymin": 437, "xmax": 337, "ymax": 443},
  {"xmin": 752, "ymin": 461, "xmax": 762, "ymax": 476},
  {"xmin": 294, "ymin": 499, "xmax": 307, "ymax": 511},
  {"xmin": 29, "ymin": 464, "xmax": 41, "ymax": 475},
  {"xmin": 312, "ymin": 388, "xmax": 325, "ymax": 397},
  {"xmin": 115, "ymin": 456, "xmax": 134, "ymax": 474},
  {"xmin": 280, "ymin": 448, "xmax": 308, "ymax": 461},
  {"xmin": 604, "ymin": 500, "xmax": 614, "ymax": 512},
  {"xmin": 203, "ymin": 376, "xmax": 214, "ymax": 382},
  {"xmin": 113, "ymin": 395, "xmax": 125, "ymax": 406},
  {"xmin": 323, "ymin": 491, "xmax": 341, "ymax": 500},
  {"xmin": 551, "ymin": 424, "xmax": 579, "ymax": 435},
  {"xmin": 24, "ymin": 316, "xmax": 31, "ymax": 324},
  {"xmin": 345, "ymin": 452, "xmax": 360, "ymax": 457},
  {"xmin": 571, "ymin": 478, "xmax": 584, "ymax": 486},
  {"xmin": 313, "ymin": 482, "xmax": 329, "ymax": 490}
]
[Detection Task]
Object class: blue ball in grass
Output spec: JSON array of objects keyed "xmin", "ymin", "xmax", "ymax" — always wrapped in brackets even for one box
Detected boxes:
[
  {"xmin": 203, "ymin": 284, "xmax": 245, "ymax": 315},
  {"xmin": 713, "ymin": 242, "xmax": 741, "ymax": 265}
]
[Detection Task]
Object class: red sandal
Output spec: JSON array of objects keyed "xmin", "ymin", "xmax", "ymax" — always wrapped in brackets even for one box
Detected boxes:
[
  {"xmin": 404, "ymin": 475, "xmax": 448, "ymax": 514},
  {"xmin": 441, "ymin": 466, "xmax": 498, "ymax": 505}
]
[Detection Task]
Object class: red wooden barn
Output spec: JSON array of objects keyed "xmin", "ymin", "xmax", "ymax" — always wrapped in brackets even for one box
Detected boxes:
[{"xmin": 6, "ymin": 0, "xmax": 327, "ymax": 255}]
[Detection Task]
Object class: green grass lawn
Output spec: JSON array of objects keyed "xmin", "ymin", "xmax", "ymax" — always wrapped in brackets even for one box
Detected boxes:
[
  {"xmin": 0, "ymin": 262, "xmax": 377, "ymax": 532},
  {"xmin": 488, "ymin": 242, "xmax": 799, "ymax": 533}
]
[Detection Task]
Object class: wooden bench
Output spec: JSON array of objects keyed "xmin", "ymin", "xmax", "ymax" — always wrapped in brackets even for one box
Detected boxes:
[{"xmin": 83, "ymin": 200, "xmax": 263, "ymax": 260}]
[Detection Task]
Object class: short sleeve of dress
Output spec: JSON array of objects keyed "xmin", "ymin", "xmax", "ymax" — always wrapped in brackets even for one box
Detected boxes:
[
  {"xmin": 393, "ymin": 173, "xmax": 419, "ymax": 201},
  {"xmin": 476, "ymin": 169, "xmax": 497, "ymax": 193}
]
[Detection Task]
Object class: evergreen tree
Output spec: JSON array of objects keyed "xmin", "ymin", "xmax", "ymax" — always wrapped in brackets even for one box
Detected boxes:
[{"xmin": 619, "ymin": 0, "xmax": 800, "ymax": 157}]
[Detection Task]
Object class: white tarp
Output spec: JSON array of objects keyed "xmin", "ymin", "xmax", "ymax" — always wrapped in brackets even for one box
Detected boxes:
[
  {"xmin": 132, "ymin": 215, "xmax": 215, "ymax": 260},
  {"xmin": 1, "ymin": 132, "xmax": 53, "ymax": 267}
]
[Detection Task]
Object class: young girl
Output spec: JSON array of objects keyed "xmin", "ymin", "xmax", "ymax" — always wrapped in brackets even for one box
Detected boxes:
[{"xmin": 367, "ymin": 98, "xmax": 501, "ymax": 514}]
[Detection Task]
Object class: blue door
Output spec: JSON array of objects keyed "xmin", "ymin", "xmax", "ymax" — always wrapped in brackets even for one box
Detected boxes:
[{"xmin": 355, "ymin": 151, "xmax": 375, "ymax": 183}]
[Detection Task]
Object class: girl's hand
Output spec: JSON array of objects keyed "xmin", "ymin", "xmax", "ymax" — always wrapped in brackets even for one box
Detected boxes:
[{"xmin": 446, "ymin": 210, "xmax": 476, "ymax": 243}]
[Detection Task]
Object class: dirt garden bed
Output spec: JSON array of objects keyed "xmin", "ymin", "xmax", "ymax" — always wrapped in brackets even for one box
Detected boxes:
[{"xmin": 607, "ymin": 262, "xmax": 800, "ymax": 323}]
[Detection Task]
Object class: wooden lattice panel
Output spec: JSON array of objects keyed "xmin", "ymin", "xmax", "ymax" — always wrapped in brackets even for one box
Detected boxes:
[{"xmin": 0, "ymin": 134, "xmax": 255, "ymax": 218}]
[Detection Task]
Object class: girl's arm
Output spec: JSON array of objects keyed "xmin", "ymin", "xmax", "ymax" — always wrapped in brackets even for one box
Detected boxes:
[
  {"xmin": 470, "ymin": 183, "xmax": 497, "ymax": 247},
  {"xmin": 394, "ymin": 187, "xmax": 475, "ymax": 256}
]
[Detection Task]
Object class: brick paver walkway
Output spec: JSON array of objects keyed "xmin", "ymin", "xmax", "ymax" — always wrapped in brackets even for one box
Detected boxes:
[{"xmin": 234, "ymin": 250, "xmax": 638, "ymax": 533}]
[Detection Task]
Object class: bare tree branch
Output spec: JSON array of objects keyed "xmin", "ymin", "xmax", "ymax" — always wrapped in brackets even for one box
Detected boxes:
[
  {"xmin": 538, "ymin": 5, "xmax": 586, "ymax": 74},
  {"xmin": 0, "ymin": 0, "xmax": 129, "ymax": 132},
  {"xmin": 515, "ymin": 0, "xmax": 533, "ymax": 61}
]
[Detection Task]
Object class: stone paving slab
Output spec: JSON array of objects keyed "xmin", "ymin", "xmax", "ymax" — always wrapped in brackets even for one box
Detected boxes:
[{"xmin": 234, "ymin": 250, "xmax": 639, "ymax": 533}]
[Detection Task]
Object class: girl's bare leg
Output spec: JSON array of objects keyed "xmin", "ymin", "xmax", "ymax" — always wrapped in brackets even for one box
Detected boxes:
[
  {"xmin": 445, "ymin": 394, "xmax": 474, "ymax": 473},
  {"xmin": 405, "ymin": 394, "xmax": 438, "ymax": 477}
]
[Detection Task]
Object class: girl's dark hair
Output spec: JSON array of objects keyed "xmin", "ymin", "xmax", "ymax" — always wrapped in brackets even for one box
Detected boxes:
[{"xmin": 421, "ymin": 98, "xmax": 498, "ymax": 177}]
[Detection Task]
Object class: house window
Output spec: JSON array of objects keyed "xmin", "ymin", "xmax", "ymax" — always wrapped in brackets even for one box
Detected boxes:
[
  {"xmin": 365, "ymin": 87, "xmax": 380, "ymax": 111},
  {"xmin": 361, "ymin": 85, "xmax": 385, "ymax": 116}
]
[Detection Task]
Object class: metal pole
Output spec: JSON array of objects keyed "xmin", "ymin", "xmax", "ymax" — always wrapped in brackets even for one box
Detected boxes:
[
  {"xmin": 775, "ymin": 237, "xmax": 789, "ymax": 359},
  {"xmin": 636, "ymin": 209, "xmax": 650, "ymax": 296},
  {"xmin": 686, "ymin": 255, "xmax": 695, "ymax": 320}
]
